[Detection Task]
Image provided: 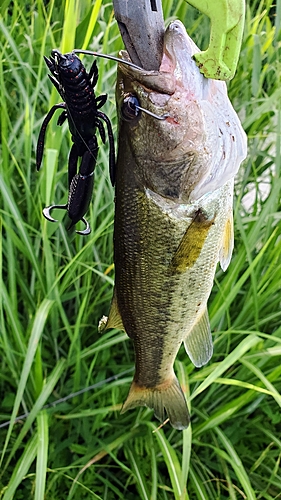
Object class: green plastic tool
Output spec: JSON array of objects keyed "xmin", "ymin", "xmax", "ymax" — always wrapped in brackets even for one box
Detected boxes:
[{"xmin": 186, "ymin": 0, "xmax": 245, "ymax": 80}]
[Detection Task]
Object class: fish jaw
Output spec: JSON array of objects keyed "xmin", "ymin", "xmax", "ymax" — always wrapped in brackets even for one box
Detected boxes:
[{"xmin": 117, "ymin": 20, "xmax": 247, "ymax": 203}]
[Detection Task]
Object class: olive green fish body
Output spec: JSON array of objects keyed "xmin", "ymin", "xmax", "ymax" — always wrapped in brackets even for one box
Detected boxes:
[{"xmin": 104, "ymin": 20, "xmax": 247, "ymax": 429}]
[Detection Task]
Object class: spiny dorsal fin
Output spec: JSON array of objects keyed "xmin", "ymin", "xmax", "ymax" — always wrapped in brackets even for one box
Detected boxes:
[{"xmin": 184, "ymin": 308, "xmax": 213, "ymax": 367}]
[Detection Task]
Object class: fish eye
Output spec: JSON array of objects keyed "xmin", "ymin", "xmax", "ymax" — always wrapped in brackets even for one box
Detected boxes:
[{"xmin": 121, "ymin": 95, "xmax": 141, "ymax": 122}]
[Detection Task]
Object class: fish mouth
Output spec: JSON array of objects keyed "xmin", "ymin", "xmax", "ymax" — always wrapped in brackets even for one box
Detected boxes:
[
  {"xmin": 160, "ymin": 20, "xmax": 196, "ymax": 72},
  {"xmin": 118, "ymin": 20, "xmax": 201, "ymax": 96},
  {"xmin": 118, "ymin": 50, "xmax": 176, "ymax": 95}
]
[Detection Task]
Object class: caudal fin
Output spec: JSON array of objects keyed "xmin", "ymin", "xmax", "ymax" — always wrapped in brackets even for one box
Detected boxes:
[{"xmin": 121, "ymin": 376, "xmax": 190, "ymax": 430}]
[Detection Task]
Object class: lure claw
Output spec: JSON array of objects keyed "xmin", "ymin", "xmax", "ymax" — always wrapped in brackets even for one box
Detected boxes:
[
  {"xmin": 42, "ymin": 204, "xmax": 67, "ymax": 223},
  {"xmin": 75, "ymin": 217, "xmax": 91, "ymax": 236}
]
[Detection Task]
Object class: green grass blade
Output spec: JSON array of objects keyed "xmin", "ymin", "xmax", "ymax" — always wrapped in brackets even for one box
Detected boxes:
[
  {"xmin": 35, "ymin": 411, "xmax": 49, "ymax": 500},
  {"xmin": 2, "ymin": 358, "xmax": 66, "ymax": 471},
  {"xmin": 188, "ymin": 466, "xmax": 209, "ymax": 500},
  {"xmin": 2, "ymin": 434, "xmax": 37, "ymax": 500},
  {"xmin": 190, "ymin": 334, "xmax": 260, "ymax": 400},
  {"xmin": 80, "ymin": 0, "xmax": 103, "ymax": 50},
  {"xmin": 147, "ymin": 423, "xmax": 188, "ymax": 500},
  {"xmin": 241, "ymin": 359, "xmax": 281, "ymax": 407},
  {"xmin": 126, "ymin": 447, "xmax": 150, "ymax": 500},
  {"xmin": 215, "ymin": 427, "xmax": 257, "ymax": 499},
  {"xmin": 0, "ymin": 299, "xmax": 53, "ymax": 466}
]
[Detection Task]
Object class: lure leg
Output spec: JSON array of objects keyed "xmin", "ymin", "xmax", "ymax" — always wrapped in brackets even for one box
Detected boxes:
[
  {"xmin": 57, "ymin": 110, "xmax": 68, "ymax": 126},
  {"xmin": 95, "ymin": 94, "xmax": 107, "ymax": 109},
  {"xmin": 68, "ymin": 143, "xmax": 79, "ymax": 188},
  {"xmin": 42, "ymin": 204, "xmax": 68, "ymax": 223},
  {"xmin": 75, "ymin": 217, "xmax": 91, "ymax": 236},
  {"xmin": 88, "ymin": 59, "xmax": 98, "ymax": 86},
  {"xmin": 96, "ymin": 119, "xmax": 106, "ymax": 144},
  {"xmin": 67, "ymin": 137, "xmax": 99, "ymax": 235},
  {"xmin": 96, "ymin": 111, "xmax": 116, "ymax": 186},
  {"xmin": 47, "ymin": 74, "xmax": 62, "ymax": 95},
  {"xmin": 44, "ymin": 55, "xmax": 56, "ymax": 75},
  {"xmin": 36, "ymin": 103, "xmax": 66, "ymax": 170}
]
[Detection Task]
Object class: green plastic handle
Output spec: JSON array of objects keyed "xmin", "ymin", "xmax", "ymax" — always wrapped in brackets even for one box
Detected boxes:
[{"xmin": 186, "ymin": 0, "xmax": 245, "ymax": 80}]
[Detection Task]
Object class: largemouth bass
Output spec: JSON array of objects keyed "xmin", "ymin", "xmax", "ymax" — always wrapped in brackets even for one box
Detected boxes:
[{"xmin": 102, "ymin": 20, "xmax": 247, "ymax": 429}]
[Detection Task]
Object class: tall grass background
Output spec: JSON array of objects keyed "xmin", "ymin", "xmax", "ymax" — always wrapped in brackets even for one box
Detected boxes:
[{"xmin": 0, "ymin": 0, "xmax": 280, "ymax": 498}]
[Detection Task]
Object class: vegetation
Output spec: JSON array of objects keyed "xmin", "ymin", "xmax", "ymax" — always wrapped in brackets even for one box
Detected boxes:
[{"xmin": 0, "ymin": 0, "xmax": 280, "ymax": 498}]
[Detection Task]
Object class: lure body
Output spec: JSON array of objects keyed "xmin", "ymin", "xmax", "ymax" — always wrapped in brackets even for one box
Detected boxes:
[{"xmin": 37, "ymin": 50, "xmax": 115, "ymax": 235}]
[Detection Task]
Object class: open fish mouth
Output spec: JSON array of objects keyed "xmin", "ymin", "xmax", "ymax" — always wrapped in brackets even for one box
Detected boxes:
[
  {"xmin": 117, "ymin": 20, "xmax": 247, "ymax": 204},
  {"xmin": 118, "ymin": 20, "xmax": 211, "ymax": 95}
]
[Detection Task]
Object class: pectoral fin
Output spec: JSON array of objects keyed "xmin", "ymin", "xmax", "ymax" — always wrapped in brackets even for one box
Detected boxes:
[
  {"xmin": 99, "ymin": 288, "xmax": 125, "ymax": 332},
  {"xmin": 184, "ymin": 308, "xmax": 213, "ymax": 367},
  {"xmin": 170, "ymin": 209, "xmax": 216, "ymax": 272},
  {"xmin": 219, "ymin": 211, "xmax": 234, "ymax": 272}
]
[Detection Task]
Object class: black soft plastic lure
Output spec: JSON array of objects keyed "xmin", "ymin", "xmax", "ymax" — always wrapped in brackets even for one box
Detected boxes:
[{"xmin": 37, "ymin": 50, "xmax": 166, "ymax": 235}]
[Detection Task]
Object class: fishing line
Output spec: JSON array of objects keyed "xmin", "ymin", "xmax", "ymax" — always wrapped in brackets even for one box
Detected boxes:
[
  {"xmin": 0, "ymin": 368, "xmax": 134, "ymax": 429},
  {"xmin": 134, "ymin": 104, "xmax": 168, "ymax": 120},
  {"xmin": 73, "ymin": 50, "xmax": 168, "ymax": 123},
  {"xmin": 73, "ymin": 49, "xmax": 145, "ymax": 71}
]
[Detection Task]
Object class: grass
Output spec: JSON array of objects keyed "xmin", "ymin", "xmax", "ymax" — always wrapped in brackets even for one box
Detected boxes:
[{"xmin": 0, "ymin": 0, "xmax": 280, "ymax": 498}]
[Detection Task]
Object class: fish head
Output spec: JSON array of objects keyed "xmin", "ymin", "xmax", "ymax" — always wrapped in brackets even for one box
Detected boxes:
[{"xmin": 116, "ymin": 20, "xmax": 247, "ymax": 202}]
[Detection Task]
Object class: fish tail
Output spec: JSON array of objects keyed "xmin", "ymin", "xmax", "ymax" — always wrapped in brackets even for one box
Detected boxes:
[{"xmin": 121, "ymin": 376, "xmax": 190, "ymax": 430}]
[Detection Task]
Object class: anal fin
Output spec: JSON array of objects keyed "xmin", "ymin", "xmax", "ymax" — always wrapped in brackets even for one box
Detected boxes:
[{"xmin": 184, "ymin": 308, "xmax": 213, "ymax": 367}]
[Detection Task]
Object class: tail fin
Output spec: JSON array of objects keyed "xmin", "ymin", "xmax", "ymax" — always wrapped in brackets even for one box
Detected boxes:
[{"xmin": 121, "ymin": 376, "xmax": 190, "ymax": 430}]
